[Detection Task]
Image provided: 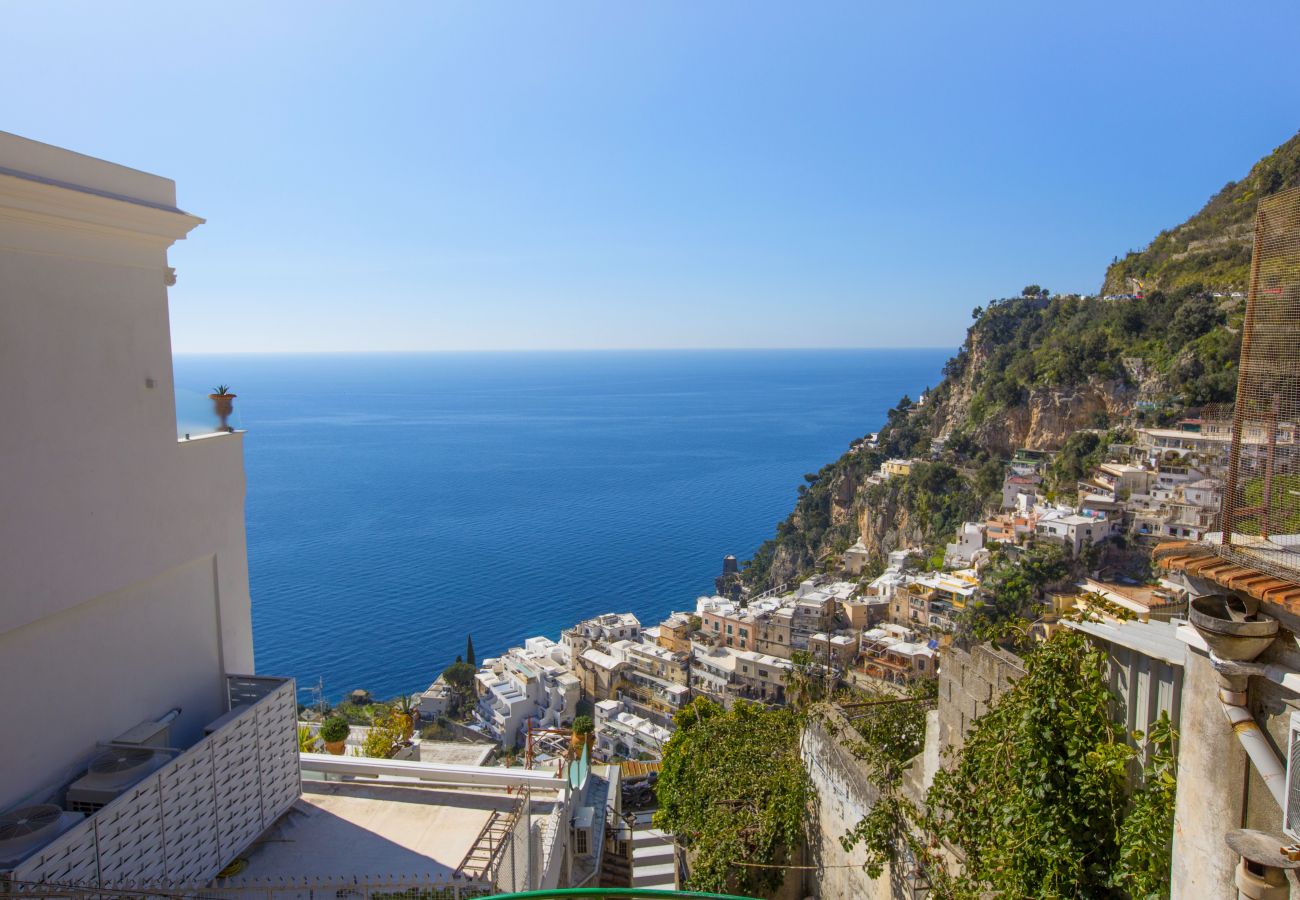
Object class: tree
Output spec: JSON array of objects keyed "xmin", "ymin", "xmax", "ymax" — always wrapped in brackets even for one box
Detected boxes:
[
  {"xmin": 441, "ymin": 660, "xmax": 477, "ymax": 717},
  {"xmin": 1022, "ymin": 284, "xmax": 1043, "ymax": 298},
  {"xmin": 787, "ymin": 650, "xmax": 827, "ymax": 709},
  {"xmin": 654, "ymin": 698, "xmax": 811, "ymax": 896},
  {"xmin": 466, "ymin": 634, "xmax": 476, "ymax": 667}
]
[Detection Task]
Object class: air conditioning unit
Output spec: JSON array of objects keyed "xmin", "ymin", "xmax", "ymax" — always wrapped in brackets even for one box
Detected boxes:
[
  {"xmin": 0, "ymin": 804, "xmax": 85, "ymax": 868},
  {"xmin": 65, "ymin": 747, "xmax": 170, "ymax": 814},
  {"xmin": 1286, "ymin": 711, "xmax": 1300, "ymax": 840}
]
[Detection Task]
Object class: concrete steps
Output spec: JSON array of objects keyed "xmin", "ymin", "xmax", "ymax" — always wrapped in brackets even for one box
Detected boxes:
[{"xmin": 630, "ymin": 809, "xmax": 676, "ymax": 890}]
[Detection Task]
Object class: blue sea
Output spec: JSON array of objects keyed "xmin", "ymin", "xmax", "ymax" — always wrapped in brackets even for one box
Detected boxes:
[{"xmin": 172, "ymin": 349, "xmax": 948, "ymax": 703}]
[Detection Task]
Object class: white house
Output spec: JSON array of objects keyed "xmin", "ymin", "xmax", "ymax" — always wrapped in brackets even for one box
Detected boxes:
[
  {"xmin": 944, "ymin": 521, "xmax": 986, "ymax": 568},
  {"xmin": 1035, "ymin": 509, "xmax": 1117, "ymax": 557},
  {"xmin": 592, "ymin": 700, "xmax": 672, "ymax": 761},
  {"xmin": 474, "ymin": 638, "xmax": 580, "ymax": 748}
]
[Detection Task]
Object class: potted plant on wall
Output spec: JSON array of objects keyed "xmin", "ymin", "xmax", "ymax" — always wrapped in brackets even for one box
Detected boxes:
[
  {"xmin": 571, "ymin": 714, "xmax": 594, "ymax": 759},
  {"xmin": 209, "ymin": 384, "xmax": 236, "ymax": 432},
  {"xmin": 319, "ymin": 716, "xmax": 350, "ymax": 755}
]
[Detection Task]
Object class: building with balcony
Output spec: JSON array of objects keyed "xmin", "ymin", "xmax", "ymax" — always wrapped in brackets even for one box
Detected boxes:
[
  {"xmin": 606, "ymin": 640, "xmax": 690, "ymax": 726},
  {"xmin": 1035, "ymin": 508, "xmax": 1118, "ymax": 556},
  {"xmin": 943, "ymin": 521, "xmax": 985, "ymax": 567},
  {"xmin": 656, "ymin": 612, "xmax": 694, "ymax": 654},
  {"xmin": 592, "ymin": 700, "xmax": 672, "ymax": 761},
  {"xmin": 0, "ymin": 133, "xmax": 302, "ymax": 888},
  {"xmin": 806, "ymin": 632, "xmax": 859, "ymax": 671},
  {"xmin": 859, "ymin": 625, "xmax": 936, "ymax": 685},
  {"xmin": 730, "ymin": 650, "xmax": 792, "ymax": 705},
  {"xmin": 474, "ymin": 638, "xmax": 579, "ymax": 749},
  {"xmin": 560, "ymin": 612, "xmax": 641, "ymax": 659}
]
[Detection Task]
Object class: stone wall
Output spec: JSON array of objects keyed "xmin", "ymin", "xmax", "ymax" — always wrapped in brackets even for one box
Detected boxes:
[
  {"xmin": 801, "ymin": 705, "xmax": 896, "ymax": 900},
  {"xmin": 937, "ymin": 642, "xmax": 1024, "ymax": 756}
]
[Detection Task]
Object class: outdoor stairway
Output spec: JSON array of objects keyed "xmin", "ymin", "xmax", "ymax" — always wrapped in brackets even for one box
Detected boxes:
[
  {"xmin": 455, "ymin": 808, "xmax": 515, "ymax": 879},
  {"xmin": 630, "ymin": 809, "xmax": 676, "ymax": 890}
]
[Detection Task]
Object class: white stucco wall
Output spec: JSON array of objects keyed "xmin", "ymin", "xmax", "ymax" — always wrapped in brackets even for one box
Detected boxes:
[{"xmin": 0, "ymin": 132, "xmax": 255, "ymax": 811}]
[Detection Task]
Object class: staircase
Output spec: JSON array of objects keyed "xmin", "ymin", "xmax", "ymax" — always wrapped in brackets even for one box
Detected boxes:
[
  {"xmin": 455, "ymin": 808, "xmax": 515, "ymax": 879},
  {"xmin": 630, "ymin": 809, "xmax": 677, "ymax": 891}
]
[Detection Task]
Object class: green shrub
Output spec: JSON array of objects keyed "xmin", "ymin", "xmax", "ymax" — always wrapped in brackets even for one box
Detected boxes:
[{"xmin": 319, "ymin": 716, "xmax": 350, "ymax": 743}]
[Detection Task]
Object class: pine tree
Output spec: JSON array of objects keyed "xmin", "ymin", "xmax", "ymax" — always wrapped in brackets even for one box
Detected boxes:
[{"xmin": 466, "ymin": 634, "xmax": 476, "ymax": 667}]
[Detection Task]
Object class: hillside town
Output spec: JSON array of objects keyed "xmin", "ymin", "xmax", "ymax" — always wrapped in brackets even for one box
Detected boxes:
[
  {"xmin": 405, "ymin": 418, "xmax": 1230, "ymax": 771},
  {"xmin": 8, "ymin": 47, "xmax": 1300, "ymax": 900}
]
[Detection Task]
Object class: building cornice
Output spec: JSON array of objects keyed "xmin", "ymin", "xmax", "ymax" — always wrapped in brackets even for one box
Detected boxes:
[{"xmin": 0, "ymin": 168, "xmax": 203, "ymax": 244}]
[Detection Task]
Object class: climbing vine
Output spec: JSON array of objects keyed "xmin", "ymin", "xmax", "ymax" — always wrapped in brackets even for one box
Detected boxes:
[
  {"xmin": 1112, "ymin": 712, "xmax": 1178, "ymax": 899},
  {"xmin": 654, "ymin": 697, "xmax": 812, "ymax": 896},
  {"xmin": 843, "ymin": 632, "xmax": 1177, "ymax": 899},
  {"xmin": 924, "ymin": 632, "xmax": 1133, "ymax": 897}
]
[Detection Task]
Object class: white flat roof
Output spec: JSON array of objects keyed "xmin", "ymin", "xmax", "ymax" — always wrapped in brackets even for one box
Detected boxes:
[{"xmin": 228, "ymin": 782, "xmax": 516, "ymax": 883}]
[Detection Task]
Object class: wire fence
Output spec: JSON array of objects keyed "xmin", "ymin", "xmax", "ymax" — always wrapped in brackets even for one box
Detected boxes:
[{"xmin": 1217, "ymin": 186, "xmax": 1300, "ymax": 581}]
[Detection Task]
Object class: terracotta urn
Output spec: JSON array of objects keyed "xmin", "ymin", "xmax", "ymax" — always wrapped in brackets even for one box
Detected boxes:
[{"xmin": 209, "ymin": 390, "xmax": 236, "ymax": 432}]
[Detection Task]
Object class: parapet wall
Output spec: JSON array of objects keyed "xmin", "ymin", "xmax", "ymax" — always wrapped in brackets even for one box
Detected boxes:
[
  {"xmin": 800, "ymin": 705, "xmax": 893, "ymax": 900},
  {"xmin": 937, "ymin": 643, "xmax": 1023, "ymax": 756}
]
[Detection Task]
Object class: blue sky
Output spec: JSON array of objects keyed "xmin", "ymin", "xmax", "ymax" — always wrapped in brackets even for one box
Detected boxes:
[{"xmin": 4, "ymin": 2, "xmax": 1299, "ymax": 352}]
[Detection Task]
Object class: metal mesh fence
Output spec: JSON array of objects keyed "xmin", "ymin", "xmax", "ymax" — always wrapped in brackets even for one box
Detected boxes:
[
  {"xmin": 1217, "ymin": 186, "xmax": 1300, "ymax": 581},
  {"xmin": 489, "ymin": 787, "xmax": 532, "ymax": 894}
]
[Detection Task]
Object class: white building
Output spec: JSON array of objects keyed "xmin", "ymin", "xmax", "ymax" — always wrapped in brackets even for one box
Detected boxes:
[
  {"xmin": 561, "ymin": 612, "xmax": 641, "ymax": 658},
  {"xmin": 842, "ymin": 538, "xmax": 872, "ymax": 576},
  {"xmin": 1035, "ymin": 508, "xmax": 1117, "ymax": 557},
  {"xmin": 592, "ymin": 700, "xmax": 672, "ymax": 761},
  {"xmin": 944, "ymin": 521, "xmax": 986, "ymax": 568},
  {"xmin": 475, "ymin": 638, "xmax": 580, "ymax": 749},
  {"xmin": 0, "ymin": 133, "xmax": 299, "ymax": 886}
]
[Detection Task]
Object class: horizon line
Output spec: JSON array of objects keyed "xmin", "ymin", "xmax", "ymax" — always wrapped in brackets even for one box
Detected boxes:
[{"xmin": 171, "ymin": 345, "xmax": 958, "ymax": 356}]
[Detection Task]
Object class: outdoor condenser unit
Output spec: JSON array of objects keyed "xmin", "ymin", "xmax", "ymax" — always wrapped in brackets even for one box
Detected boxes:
[{"xmin": 64, "ymin": 747, "xmax": 171, "ymax": 814}]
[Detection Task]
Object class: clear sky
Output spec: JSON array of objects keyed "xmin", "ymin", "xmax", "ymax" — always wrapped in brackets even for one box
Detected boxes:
[{"xmin": 4, "ymin": 2, "xmax": 1299, "ymax": 352}]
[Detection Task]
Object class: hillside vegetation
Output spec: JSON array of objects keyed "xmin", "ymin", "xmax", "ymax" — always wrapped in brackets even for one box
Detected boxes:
[
  {"xmin": 738, "ymin": 132, "xmax": 1300, "ymax": 591},
  {"xmin": 1102, "ymin": 130, "xmax": 1300, "ymax": 294}
]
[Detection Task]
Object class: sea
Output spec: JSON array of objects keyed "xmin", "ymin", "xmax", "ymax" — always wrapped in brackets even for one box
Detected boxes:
[{"xmin": 172, "ymin": 349, "xmax": 949, "ymax": 704}]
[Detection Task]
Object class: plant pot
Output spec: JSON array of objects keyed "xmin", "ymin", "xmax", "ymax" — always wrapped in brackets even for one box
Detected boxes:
[
  {"xmin": 209, "ymin": 393, "xmax": 236, "ymax": 432},
  {"xmin": 324, "ymin": 739, "xmax": 347, "ymax": 755}
]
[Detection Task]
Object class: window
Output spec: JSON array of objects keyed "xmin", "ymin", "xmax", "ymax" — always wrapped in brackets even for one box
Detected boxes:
[
  {"xmin": 742, "ymin": 665, "xmax": 749, "ymax": 673},
  {"xmin": 759, "ymin": 670, "xmax": 767, "ymax": 678},
  {"xmin": 575, "ymin": 828, "xmax": 589, "ymax": 855}
]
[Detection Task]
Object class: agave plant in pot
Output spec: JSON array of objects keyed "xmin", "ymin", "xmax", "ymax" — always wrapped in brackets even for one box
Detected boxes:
[
  {"xmin": 209, "ymin": 384, "xmax": 237, "ymax": 432},
  {"xmin": 319, "ymin": 716, "xmax": 351, "ymax": 755}
]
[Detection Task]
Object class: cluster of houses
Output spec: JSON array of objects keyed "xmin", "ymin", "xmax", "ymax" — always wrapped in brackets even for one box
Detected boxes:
[
  {"xmin": 450, "ymin": 578, "xmax": 942, "ymax": 759},
  {"xmin": 432, "ymin": 417, "xmax": 1262, "ymax": 766},
  {"xmin": 933, "ymin": 421, "xmax": 1239, "ymax": 569}
]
